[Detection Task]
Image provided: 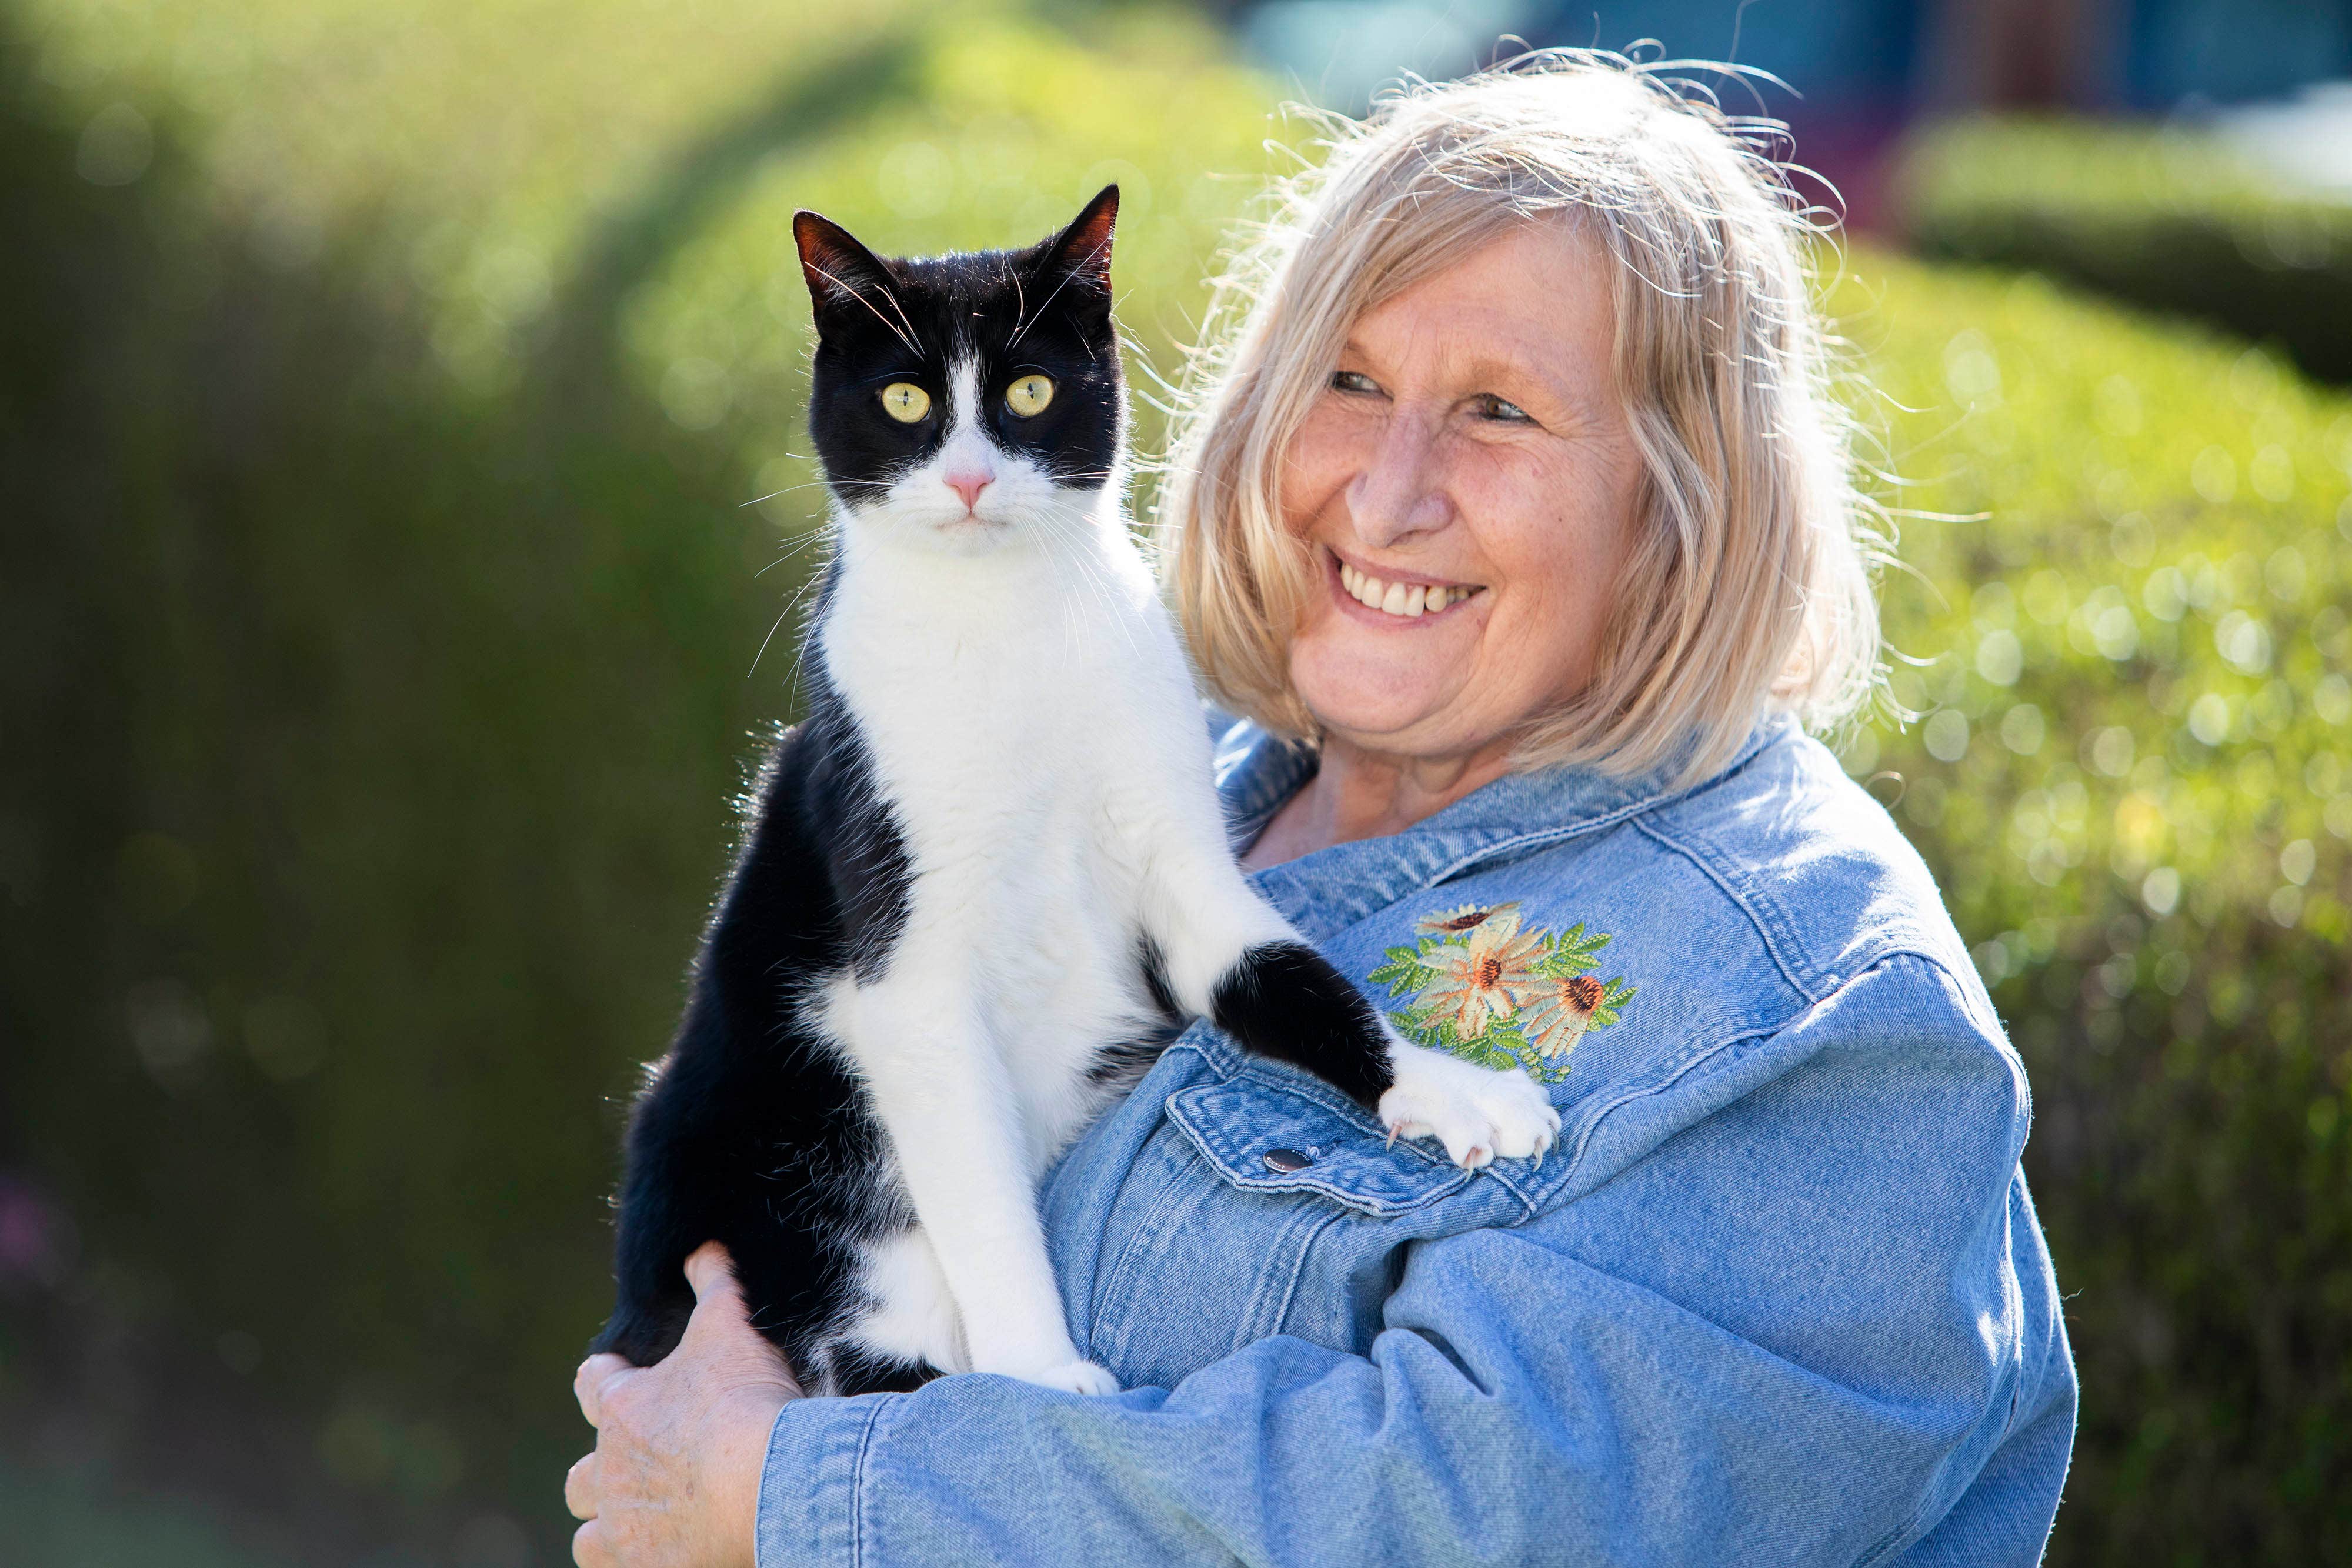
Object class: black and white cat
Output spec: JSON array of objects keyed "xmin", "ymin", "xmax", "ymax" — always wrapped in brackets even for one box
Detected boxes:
[{"xmin": 593, "ymin": 187, "xmax": 1559, "ymax": 1397}]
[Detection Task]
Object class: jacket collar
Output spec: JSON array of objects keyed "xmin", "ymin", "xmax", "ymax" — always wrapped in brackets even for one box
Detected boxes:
[{"xmin": 1213, "ymin": 712, "xmax": 1794, "ymax": 942}]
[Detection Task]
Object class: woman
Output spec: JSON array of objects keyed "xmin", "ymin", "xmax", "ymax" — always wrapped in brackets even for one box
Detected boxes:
[{"xmin": 568, "ymin": 55, "xmax": 2076, "ymax": 1567}]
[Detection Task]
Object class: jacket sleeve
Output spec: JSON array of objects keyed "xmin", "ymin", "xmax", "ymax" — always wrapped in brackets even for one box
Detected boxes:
[{"xmin": 753, "ymin": 953, "xmax": 2075, "ymax": 1567}]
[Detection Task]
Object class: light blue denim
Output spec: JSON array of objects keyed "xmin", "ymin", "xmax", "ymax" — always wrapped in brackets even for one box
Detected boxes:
[{"xmin": 756, "ymin": 715, "xmax": 2076, "ymax": 1566}]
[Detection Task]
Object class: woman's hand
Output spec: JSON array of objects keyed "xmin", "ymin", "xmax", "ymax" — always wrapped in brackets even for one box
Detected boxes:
[{"xmin": 568, "ymin": 1243, "xmax": 803, "ymax": 1568}]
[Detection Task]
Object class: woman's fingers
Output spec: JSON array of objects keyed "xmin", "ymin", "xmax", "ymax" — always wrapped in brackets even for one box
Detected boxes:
[
  {"xmin": 682, "ymin": 1240, "xmax": 738, "ymax": 1301},
  {"xmin": 563, "ymin": 1451, "xmax": 599, "ymax": 1520},
  {"xmin": 571, "ymin": 1519, "xmax": 610, "ymax": 1568},
  {"xmin": 574, "ymin": 1352, "xmax": 633, "ymax": 1428},
  {"xmin": 679, "ymin": 1243, "xmax": 758, "ymax": 1350},
  {"xmin": 680, "ymin": 1242, "xmax": 808, "ymax": 1396}
]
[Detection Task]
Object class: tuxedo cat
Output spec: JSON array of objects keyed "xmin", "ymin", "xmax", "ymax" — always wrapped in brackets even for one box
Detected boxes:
[{"xmin": 593, "ymin": 187, "xmax": 1559, "ymax": 1396}]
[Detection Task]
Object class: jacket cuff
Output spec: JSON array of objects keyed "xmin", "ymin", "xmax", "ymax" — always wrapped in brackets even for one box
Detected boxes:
[{"xmin": 754, "ymin": 1393, "xmax": 897, "ymax": 1568}]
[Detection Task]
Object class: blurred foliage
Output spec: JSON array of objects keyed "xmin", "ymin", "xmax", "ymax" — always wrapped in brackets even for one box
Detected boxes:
[
  {"xmin": 1896, "ymin": 116, "xmax": 2352, "ymax": 385},
  {"xmin": 1827, "ymin": 259, "xmax": 2352, "ymax": 1561},
  {"xmin": 4, "ymin": 3, "xmax": 2350, "ymax": 1564},
  {"xmin": 0, "ymin": 1456, "xmax": 299, "ymax": 1567},
  {"xmin": 0, "ymin": 2, "xmax": 1282, "ymax": 1560}
]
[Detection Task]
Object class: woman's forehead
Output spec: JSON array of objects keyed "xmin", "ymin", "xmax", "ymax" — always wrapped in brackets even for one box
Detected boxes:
[{"xmin": 1344, "ymin": 227, "xmax": 1614, "ymax": 399}]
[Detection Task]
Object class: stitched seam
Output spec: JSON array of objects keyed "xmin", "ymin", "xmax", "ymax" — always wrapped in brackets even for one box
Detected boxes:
[
  {"xmin": 1854, "ymin": 1504, "xmax": 1931, "ymax": 1568},
  {"xmin": 1090, "ymin": 1036, "xmax": 1223, "ymax": 1357},
  {"xmin": 1093, "ymin": 1136, "xmax": 1205, "ymax": 1362},
  {"xmin": 1165, "ymin": 1092, "xmax": 1469, "ymax": 1215},
  {"xmin": 1426, "ymin": 799, "xmax": 1656, "ymax": 885},
  {"xmin": 1480, "ymin": 1160, "xmax": 1544, "ymax": 1217},
  {"xmin": 1537, "ymin": 952, "xmax": 1989, "ymax": 1208},
  {"xmin": 1844, "ymin": 948, "xmax": 2031, "ymax": 1119},
  {"xmin": 1427, "ymin": 720, "xmax": 1789, "ymax": 886},
  {"xmin": 1630, "ymin": 814, "xmax": 1820, "ymax": 1003},
  {"xmin": 1206, "ymin": 1049, "xmax": 1459, "ymax": 1175},
  {"xmin": 2001, "ymin": 1175, "xmax": 2029, "ymax": 1439},
  {"xmin": 846, "ymin": 1397, "xmax": 886, "ymax": 1568},
  {"xmin": 1535, "ymin": 1016, "xmax": 1785, "ymax": 1205},
  {"xmin": 1186, "ymin": 992, "xmax": 1596, "ymax": 1213},
  {"xmin": 1243, "ymin": 1205, "xmax": 1350, "ymax": 1354}
]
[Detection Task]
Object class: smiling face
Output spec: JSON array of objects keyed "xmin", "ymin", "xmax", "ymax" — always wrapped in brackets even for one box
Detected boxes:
[{"xmin": 1279, "ymin": 221, "xmax": 1642, "ymax": 763}]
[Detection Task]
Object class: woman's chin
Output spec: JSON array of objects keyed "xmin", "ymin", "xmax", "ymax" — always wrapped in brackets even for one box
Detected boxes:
[{"xmin": 1289, "ymin": 638, "xmax": 1468, "ymax": 749}]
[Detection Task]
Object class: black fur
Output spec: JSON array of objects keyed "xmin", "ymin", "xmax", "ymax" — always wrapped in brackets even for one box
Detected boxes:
[
  {"xmin": 592, "ymin": 651, "xmax": 926, "ymax": 1387},
  {"xmin": 1211, "ymin": 941, "xmax": 1399, "ymax": 1108}
]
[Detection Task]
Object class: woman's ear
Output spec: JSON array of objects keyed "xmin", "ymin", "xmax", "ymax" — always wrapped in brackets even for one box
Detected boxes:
[{"xmin": 792, "ymin": 210, "xmax": 892, "ymax": 319}]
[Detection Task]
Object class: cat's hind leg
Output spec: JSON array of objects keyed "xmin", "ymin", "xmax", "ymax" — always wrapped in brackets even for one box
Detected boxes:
[
  {"xmin": 835, "ymin": 1226, "xmax": 967, "ymax": 1384},
  {"xmin": 828, "ymin": 972, "xmax": 1118, "ymax": 1396}
]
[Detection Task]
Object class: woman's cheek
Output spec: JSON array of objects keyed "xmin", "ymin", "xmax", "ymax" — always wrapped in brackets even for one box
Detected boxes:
[{"xmin": 1280, "ymin": 405, "xmax": 1355, "ymax": 526}]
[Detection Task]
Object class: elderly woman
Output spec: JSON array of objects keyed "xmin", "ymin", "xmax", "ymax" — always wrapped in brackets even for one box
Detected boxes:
[{"xmin": 569, "ymin": 56, "xmax": 2075, "ymax": 1566}]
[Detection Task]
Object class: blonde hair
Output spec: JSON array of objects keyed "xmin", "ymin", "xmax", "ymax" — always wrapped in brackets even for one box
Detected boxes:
[{"xmin": 1157, "ymin": 51, "xmax": 1881, "ymax": 788}]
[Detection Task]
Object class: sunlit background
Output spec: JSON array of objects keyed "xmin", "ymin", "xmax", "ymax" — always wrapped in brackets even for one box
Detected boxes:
[{"xmin": 4, "ymin": 1, "xmax": 2348, "ymax": 1562}]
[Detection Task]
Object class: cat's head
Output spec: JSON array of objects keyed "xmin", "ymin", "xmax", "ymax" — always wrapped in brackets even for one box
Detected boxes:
[{"xmin": 793, "ymin": 187, "xmax": 1125, "ymax": 552}]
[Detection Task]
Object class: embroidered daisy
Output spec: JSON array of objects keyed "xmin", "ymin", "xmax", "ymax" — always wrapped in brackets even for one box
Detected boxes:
[
  {"xmin": 1414, "ymin": 910, "xmax": 1547, "ymax": 1040},
  {"xmin": 1521, "ymin": 972, "xmax": 1606, "ymax": 1060},
  {"xmin": 1413, "ymin": 901, "xmax": 1523, "ymax": 939}
]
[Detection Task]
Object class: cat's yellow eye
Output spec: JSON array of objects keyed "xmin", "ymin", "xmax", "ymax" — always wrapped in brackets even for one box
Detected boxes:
[
  {"xmin": 879, "ymin": 382, "xmax": 930, "ymax": 423},
  {"xmin": 1005, "ymin": 374, "xmax": 1055, "ymax": 418}
]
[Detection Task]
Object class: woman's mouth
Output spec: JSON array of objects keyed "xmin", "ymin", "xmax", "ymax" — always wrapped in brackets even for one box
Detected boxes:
[{"xmin": 1333, "ymin": 553, "xmax": 1486, "ymax": 620}]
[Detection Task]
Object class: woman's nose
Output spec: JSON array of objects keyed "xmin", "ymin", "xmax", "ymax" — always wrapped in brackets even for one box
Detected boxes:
[{"xmin": 1343, "ymin": 418, "xmax": 1453, "ymax": 547}]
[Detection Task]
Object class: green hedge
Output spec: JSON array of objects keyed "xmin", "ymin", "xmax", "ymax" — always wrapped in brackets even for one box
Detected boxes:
[
  {"xmin": 5, "ymin": 6, "xmax": 2350, "ymax": 1562},
  {"xmin": 1897, "ymin": 116, "xmax": 2352, "ymax": 384},
  {"xmin": 0, "ymin": 4, "xmax": 1281, "ymax": 1559},
  {"xmin": 1829, "ymin": 256, "xmax": 2352, "ymax": 1561}
]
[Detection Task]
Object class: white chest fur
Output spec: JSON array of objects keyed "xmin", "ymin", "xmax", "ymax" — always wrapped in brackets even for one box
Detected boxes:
[
  {"xmin": 818, "ymin": 505, "xmax": 1216, "ymax": 1161},
  {"xmin": 808, "ymin": 499, "xmax": 1242, "ymax": 1389}
]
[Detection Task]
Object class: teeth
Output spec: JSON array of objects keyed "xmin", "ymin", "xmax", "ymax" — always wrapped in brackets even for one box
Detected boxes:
[{"xmin": 1339, "ymin": 559, "xmax": 1477, "ymax": 618}]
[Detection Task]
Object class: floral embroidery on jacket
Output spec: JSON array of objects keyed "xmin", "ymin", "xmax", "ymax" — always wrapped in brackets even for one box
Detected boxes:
[{"xmin": 1369, "ymin": 904, "xmax": 1637, "ymax": 1083}]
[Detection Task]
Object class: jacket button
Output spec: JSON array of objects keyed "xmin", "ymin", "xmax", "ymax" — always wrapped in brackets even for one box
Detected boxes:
[{"xmin": 1262, "ymin": 1147, "xmax": 1313, "ymax": 1173}]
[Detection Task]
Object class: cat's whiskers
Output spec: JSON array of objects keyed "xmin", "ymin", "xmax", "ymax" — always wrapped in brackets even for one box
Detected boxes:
[
  {"xmin": 752, "ymin": 529, "xmax": 829, "ymax": 579},
  {"xmin": 1006, "ymin": 235, "xmax": 1110, "ymax": 351},
  {"xmin": 805, "ymin": 262, "xmax": 920, "ymax": 356},
  {"xmin": 1006, "ymin": 268, "xmax": 1029, "ymax": 354},
  {"xmin": 873, "ymin": 282, "xmax": 923, "ymax": 359},
  {"xmin": 1052, "ymin": 516, "xmax": 1146, "ymax": 667},
  {"xmin": 779, "ymin": 541, "xmax": 846, "ymax": 705},
  {"xmin": 748, "ymin": 600, "xmax": 797, "ymax": 681},
  {"xmin": 738, "ymin": 480, "xmax": 832, "ymax": 508},
  {"xmin": 752, "ymin": 540, "xmax": 836, "ymax": 681}
]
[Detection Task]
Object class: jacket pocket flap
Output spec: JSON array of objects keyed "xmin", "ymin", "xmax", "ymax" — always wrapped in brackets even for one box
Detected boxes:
[{"xmin": 1165, "ymin": 1076, "xmax": 1474, "ymax": 1216}]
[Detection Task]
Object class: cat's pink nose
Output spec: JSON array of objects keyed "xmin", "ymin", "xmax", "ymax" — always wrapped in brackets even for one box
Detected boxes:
[{"xmin": 944, "ymin": 470, "xmax": 993, "ymax": 512}]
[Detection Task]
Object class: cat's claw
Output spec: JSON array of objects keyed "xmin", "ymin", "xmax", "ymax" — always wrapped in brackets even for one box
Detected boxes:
[{"xmin": 1379, "ymin": 1043, "xmax": 1561, "ymax": 1169}]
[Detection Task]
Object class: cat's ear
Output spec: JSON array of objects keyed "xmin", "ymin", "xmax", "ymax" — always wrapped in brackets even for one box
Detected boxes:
[
  {"xmin": 1032, "ymin": 185, "xmax": 1119, "ymax": 299},
  {"xmin": 793, "ymin": 210, "xmax": 892, "ymax": 318}
]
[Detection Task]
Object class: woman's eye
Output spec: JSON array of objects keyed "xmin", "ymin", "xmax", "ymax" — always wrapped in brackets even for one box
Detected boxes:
[
  {"xmin": 1005, "ymin": 374, "xmax": 1055, "ymax": 417},
  {"xmin": 879, "ymin": 382, "xmax": 930, "ymax": 423},
  {"xmin": 1475, "ymin": 393, "xmax": 1534, "ymax": 423},
  {"xmin": 1332, "ymin": 371, "xmax": 1382, "ymax": 395}
]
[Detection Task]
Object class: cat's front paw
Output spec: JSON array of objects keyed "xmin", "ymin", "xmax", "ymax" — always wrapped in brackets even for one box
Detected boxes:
[
  {"xmin": 1379, "ymin": 1045, "xmax": 1561, "ymax": 1168},
  {"xmin": 1023, "ymin": 1357, "xmax": 1121, "ymax": 1397}
]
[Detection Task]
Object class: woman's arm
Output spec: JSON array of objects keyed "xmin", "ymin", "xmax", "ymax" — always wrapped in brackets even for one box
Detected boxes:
[{"xmin": 750, "ymin": 953, "xmax": 2073, "ymax": 1567}]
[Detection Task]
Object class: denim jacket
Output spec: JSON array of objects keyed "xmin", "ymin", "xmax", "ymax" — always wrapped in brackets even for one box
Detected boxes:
[{"xmin": 756, "ymin": 715, "xmax": 2077, "ymax": 1566}]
